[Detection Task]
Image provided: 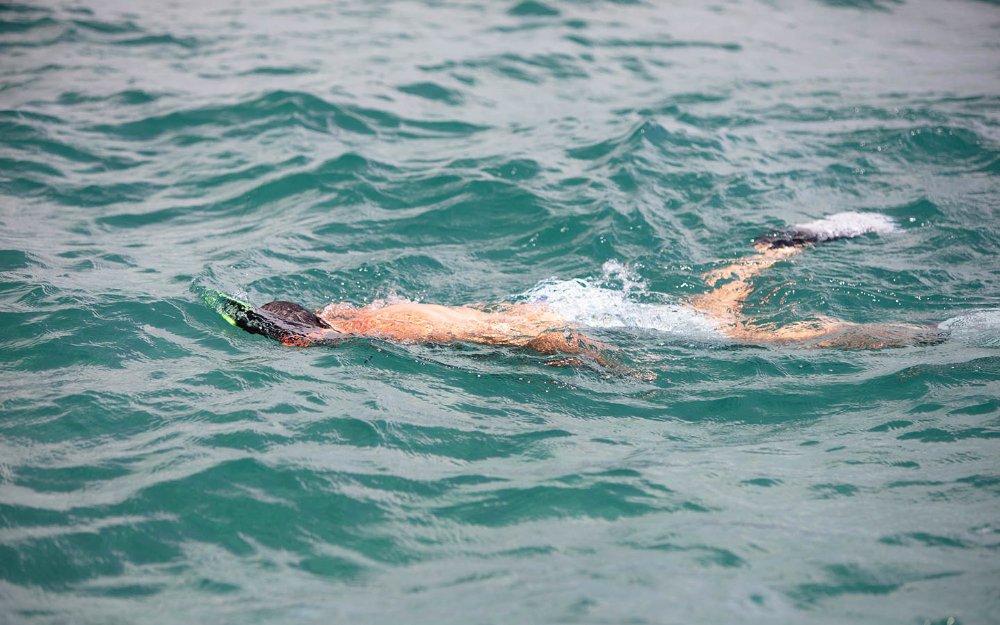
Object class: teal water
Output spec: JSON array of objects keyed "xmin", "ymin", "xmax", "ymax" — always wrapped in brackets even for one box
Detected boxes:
[{"xmin": 2, "ymin": 0, "xmax": 999, "ymax": 623}]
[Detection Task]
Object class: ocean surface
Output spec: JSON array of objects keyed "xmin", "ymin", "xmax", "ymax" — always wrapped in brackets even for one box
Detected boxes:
[{"xmin": 2, "ymin": 0, "xmax": 999, "ymax": 623}]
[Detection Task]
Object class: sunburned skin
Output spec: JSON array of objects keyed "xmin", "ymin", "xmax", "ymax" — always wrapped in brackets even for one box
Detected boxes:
[{"xmin": 315, "ymin": 301, "xmax": 609, "ymax": 363}]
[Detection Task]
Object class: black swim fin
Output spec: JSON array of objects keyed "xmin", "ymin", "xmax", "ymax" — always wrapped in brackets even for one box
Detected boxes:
[{"xmin": 753, "ymin": 212, "xmax": 897, "ymax": 249}]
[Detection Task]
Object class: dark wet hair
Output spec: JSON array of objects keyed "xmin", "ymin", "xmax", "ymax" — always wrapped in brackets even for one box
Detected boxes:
[{"xmin": 259, "ymin": 301, "xmax": 331, "ymax": 330}]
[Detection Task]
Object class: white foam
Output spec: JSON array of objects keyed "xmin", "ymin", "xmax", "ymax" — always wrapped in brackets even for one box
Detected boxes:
[
  {"xmin": 598, "ymin": 259, "xmax": 648, "ymax": 297},
  {"xmin": 938, "ymin": 310, "xmax": 1000, "ymax": 347},
  {"xmin": 794, "ymin": 211, "xmax": 897, "ymax": 241},
  {"xmin": 521, "ymin": 279, "xmax": 722, "ymax": 340}
]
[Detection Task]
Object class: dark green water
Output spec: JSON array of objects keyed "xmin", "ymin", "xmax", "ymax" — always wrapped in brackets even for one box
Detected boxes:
[{"xmin": 2, "ymin": 0, "xmax": 999, "ymax": 623}]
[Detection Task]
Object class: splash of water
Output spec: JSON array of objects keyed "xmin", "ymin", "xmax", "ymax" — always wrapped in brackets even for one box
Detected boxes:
[
  {"xmin": 520, "ymin": 274, "xmax": 721, "ymax": 340},
  {"xmin": 793, "ymin": 211, "xmax": 898, "ymax": 242}
]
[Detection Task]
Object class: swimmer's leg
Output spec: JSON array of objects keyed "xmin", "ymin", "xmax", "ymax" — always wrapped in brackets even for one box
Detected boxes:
[
  {"xmin": 689, "ymin": 212, "xmax": 934, "ymax": 348},
  {"xmin": 732, "ymin": 318, "xmax": 946, "ymax": 348},
  {"xmin": 691, "ymin": 243, "xmax": 804, "ymax": 328}
]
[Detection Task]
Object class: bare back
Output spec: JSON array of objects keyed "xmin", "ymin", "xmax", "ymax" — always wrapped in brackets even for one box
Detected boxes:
[{"xmin": 319, "ymin": 302, "xmax": 570, "ymax": 347}]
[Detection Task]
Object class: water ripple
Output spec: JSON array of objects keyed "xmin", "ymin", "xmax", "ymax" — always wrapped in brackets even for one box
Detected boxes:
[{"xmin": 1, "ymin": 0, "xmax": 998, "ymax": 623}]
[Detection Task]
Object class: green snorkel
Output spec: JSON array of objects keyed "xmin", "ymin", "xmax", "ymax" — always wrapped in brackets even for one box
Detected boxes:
[{"xmin": 204, "ymin": 289, "xmax": 254, "ymax": 328}]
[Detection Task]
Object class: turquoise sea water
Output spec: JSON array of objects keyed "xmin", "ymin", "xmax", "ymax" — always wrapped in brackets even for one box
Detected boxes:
[{"xmin": 2, "ymin": 0, "xmax": 999, "ymax": 623}]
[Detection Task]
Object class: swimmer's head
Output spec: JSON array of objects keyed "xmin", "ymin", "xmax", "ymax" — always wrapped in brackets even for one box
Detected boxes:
[{"xmin": 251, "ymin": 300, "xmax": 347, "ymax": 346}]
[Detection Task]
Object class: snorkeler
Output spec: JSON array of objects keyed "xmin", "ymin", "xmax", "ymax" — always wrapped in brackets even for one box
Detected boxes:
[{"xmin": 209, "ymin": 212, "xmax": 941, "ymax": 362}]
